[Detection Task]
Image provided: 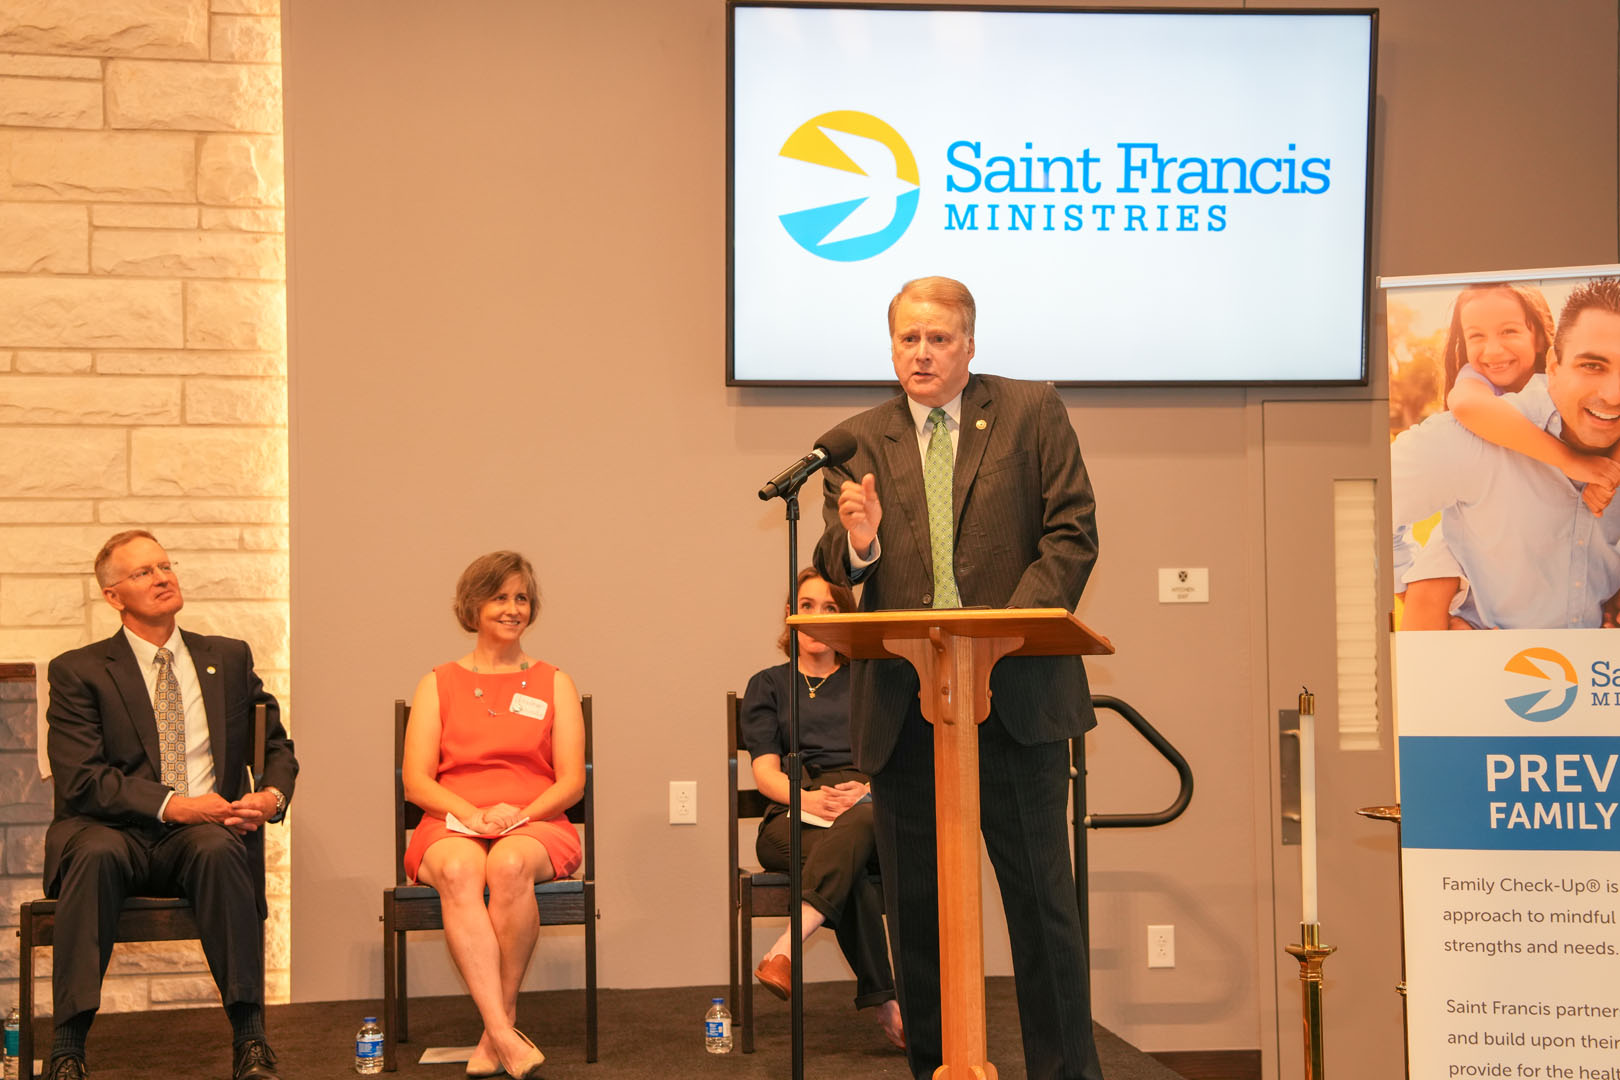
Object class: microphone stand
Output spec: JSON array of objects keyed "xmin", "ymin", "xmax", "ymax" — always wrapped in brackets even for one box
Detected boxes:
[
  {"xmin": 761, "ymin": 440, "xmax": 849, "ymax": 1080},
  {"xmin": 779, "ymin": 486, "xmax": 807, "ymax": 1080}
]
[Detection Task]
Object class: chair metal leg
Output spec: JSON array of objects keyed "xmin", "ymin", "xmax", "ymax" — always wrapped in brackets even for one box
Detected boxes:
[
  {"xmin": 728, "ymin": 875, "xmax": 740, "ymax": 1050},
  {"xmin": 397, "ymin": 928, "xmax": 409, "ymax": 1044},
  {"xmin": 584, "ymin": 883, "xmax": 598, "ymax": 1064},
  {"xmin": 740, "ymin": 884, "xmax": 755, "ymax": 1054},
  {"xmin": 382, "ymin": 905, "xmax": 399, "ymax": 1072},
  {"xmin": 19, "ymin": 908, "xmax": 35, "ymax": 1080}
]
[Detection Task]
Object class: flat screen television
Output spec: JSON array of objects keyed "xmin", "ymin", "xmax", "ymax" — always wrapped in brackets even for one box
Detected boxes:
[{"xmin": 728, "ymin": 3, "xmax": 1378, "ymax": 387}]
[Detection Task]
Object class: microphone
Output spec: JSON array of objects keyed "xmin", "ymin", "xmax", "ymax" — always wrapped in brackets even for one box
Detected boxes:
[{"xmin": 757, "ymin": 428, "xmax": 857, "ymax": 501}]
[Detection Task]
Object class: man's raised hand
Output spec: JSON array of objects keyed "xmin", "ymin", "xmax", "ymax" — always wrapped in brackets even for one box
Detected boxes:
[{"xmin": 839, "ymin": 474, "xmax": 882, "ymax": 557}]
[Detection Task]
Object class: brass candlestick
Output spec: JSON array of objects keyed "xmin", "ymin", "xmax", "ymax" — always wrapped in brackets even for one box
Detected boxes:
[{"xmin": 1284, "ymin": 922, "xmax": 1336, "ymax": 1080}]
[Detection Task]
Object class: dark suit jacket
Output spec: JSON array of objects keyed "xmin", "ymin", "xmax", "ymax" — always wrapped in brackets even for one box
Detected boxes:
[
  {"xmin": 43, "ymin": 629, "xmax": 298, "ymax": 904},
  {"xmin": 814, "ymin": 373, "xmax": 1099, "ymax": 773}
]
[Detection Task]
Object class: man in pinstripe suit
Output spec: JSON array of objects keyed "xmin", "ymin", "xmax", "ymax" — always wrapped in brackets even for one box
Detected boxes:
[{"xmin": 814, "ymin": 276, "xmax": 1103, "ymax": 1080}]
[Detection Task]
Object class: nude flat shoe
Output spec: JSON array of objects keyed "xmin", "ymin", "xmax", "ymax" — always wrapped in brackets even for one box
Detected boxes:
[
  {"xmin": 466, "ymin": 1033, "xmax": 502, "ymax": 1077},
  {"xmin": 502, "ymin": 1030, "xmax": 545, "ymax": 1080}
]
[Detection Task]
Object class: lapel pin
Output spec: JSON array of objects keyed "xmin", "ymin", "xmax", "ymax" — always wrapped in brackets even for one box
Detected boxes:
[
  {"xmin": 975, "ymin": 418, "xmax": 987, "ymax": 430},
  {"xmin": 206, "ymin": 666, "xmax": 216, "ymax": 674}
]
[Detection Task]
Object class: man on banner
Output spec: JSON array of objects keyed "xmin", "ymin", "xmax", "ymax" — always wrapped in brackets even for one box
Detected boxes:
[
  {"xmin": 813, "ymin": 276, "xmax": 1103, "ymax": 1080},
  {"xmin": 1391, "ymin": 277, "xmax": 1620, "ymax": 630}
]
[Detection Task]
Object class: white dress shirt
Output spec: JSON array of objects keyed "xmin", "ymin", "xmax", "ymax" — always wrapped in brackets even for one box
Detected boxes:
[{"xmin": 122, "ymin": 626, "xmax": 216, "ymax": 820}]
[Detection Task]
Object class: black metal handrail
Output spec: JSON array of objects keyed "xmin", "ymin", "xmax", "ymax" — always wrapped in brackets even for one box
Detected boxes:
[
  {"xmin": 1080, "ymin": 694, "xmax": 1194, "ymax": 829},
  {"xmin": 1072, "ymin": 694, "xmax": 1194, "ymax": 946}
]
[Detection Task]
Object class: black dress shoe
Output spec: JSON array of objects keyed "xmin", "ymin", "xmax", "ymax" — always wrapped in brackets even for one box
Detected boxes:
[
  {"xmin": 232, "ymin": 1038, "xmax": 280, "ymax": 1080},
  {"xmin": 44, "ymin": 1055, "xmax": 87, "ymax": 1080}
]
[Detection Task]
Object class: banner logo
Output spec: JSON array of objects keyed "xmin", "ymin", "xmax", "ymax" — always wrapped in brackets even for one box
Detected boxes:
[
  {"xmin": 777, "ymin": 111, "xmax": 920, "ymax": 262},
  {"xmin": 1503, "ymin": 647, "xmax": 1579, "ymax": 723}
]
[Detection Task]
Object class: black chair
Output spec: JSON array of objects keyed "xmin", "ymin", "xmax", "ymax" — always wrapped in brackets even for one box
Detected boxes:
[
  {"xmin": 17, "ymin": 704, "xmax": 270, "ymax": 1080},
  {"xmin": 381, "ymin": 695, "xmax": 597, "ymax": 1071},
  {"xmin": 725, "ymin": 690, "xmax": 794, "ymax": 1054}
]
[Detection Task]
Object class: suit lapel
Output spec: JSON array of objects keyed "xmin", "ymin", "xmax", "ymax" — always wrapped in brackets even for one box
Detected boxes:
[
  {"xmin": 185, "ymin": 630, "xmax": 229, "ymax": 791},
  {"xmin": 881, "ymin": 396, "xmax": 935, "ymax": 583},
  {"xmin": 952, "ymin": 375, "xmax": 993, "ymax": 538},
  {"xmin": 104, "ymin": 631, "xmax": 163, "ymax": 774}
]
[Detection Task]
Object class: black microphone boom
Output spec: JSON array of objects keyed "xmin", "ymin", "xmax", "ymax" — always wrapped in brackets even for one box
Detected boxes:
[{"xmin": 757, "ymin": 428, "xmax": 857, "ymax": 501}]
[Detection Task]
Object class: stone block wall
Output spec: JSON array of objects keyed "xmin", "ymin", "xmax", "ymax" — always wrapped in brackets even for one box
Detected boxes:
[{"xmin": 0, "ymin": 0, "xmax": 290, "ymax": 1015}]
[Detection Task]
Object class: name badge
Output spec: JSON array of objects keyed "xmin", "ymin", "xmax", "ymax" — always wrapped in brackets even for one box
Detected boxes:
[{"xmin": 509, "ymin": 693, "xmax": 548, "ymax": 720}]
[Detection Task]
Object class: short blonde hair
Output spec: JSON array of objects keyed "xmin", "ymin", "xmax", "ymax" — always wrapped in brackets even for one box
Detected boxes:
[
  {"xmin": 452, "ymin": 551, "xmax": 540, "ymax": 633},
  {"xmin": 94, "ymin": 529, "xmax": 158, "ymax": 587},
  {"xmin": 888, "ymin": 276, "xmax": 976, "ymax": 338}
]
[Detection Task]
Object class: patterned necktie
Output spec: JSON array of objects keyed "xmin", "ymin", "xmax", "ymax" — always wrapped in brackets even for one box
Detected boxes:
[
  {"xmin": 153, "ymin": 647, "xmax": 188, "ymax": 795},
  {"xmin": 924, "ymin": 407, "xmax": 960, "ymax": 608}
]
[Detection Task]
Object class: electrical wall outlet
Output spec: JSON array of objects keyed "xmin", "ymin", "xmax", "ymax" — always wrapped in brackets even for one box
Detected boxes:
[
  {"xmin": 669, "ymin": 780, "xmax": 697, "ymax": 824},
  {"xmin": 1147, "ymin": 924, "xmax": 1175, "ymax": 968}
]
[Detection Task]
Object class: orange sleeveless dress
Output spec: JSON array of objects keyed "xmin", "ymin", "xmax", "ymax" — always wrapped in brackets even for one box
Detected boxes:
[{"xmin": 402, "ymin": 660, "xmax": 583, "ymax": 882}]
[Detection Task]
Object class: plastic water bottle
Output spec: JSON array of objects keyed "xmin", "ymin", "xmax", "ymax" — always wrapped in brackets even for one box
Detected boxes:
[
  {"xmin": 704, "ymin": 997, "xmax": 732, "ymax": 1053},
  {"xmin": 4, "ymin": 1006, "xmax": 19, "ymax": 1080},
  {"xmin": 354, "ymin": 1016, "xmax": 383, "ymax": 1074},
  {"xmin": 4, "ymin": 1003, "xmax": 19, "ymax": 1080}
]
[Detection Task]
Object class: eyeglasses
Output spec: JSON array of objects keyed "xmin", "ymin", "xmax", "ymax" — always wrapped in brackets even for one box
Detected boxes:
[{"xmin": 110, "ymin": 561, "xmax": 180, "ymax": 587}]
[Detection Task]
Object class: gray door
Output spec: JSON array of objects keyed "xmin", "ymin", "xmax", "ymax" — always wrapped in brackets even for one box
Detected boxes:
[{"xmin": 1260, "ymin": 397, "xmax": 1405, "ymax": 1080}]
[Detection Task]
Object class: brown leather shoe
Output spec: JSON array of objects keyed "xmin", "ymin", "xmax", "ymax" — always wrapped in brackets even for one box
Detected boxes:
[{"xmin": 755, "ymin": 952, "xmax": 791, "ymax": 1000}]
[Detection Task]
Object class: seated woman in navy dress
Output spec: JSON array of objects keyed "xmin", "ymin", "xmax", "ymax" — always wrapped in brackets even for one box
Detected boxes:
[{"xmin": 741, "ymin": 567, "xmax": 903, "ymax": 1048}]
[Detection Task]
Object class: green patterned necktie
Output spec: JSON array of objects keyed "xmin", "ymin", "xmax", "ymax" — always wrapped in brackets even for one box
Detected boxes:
[
  {"xmin": 153, "ymin": 647, "xmax": 188, "ymax": 795},
  {"xmin": 924, "ymin": 407, "xmax": 960, "ymax": 608}
]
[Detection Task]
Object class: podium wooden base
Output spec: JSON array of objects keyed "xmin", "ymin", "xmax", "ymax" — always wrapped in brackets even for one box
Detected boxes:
[
  {"xmin": 790, "ymin": 609, "xmax": 1113, "ymax": 1080},
  {"xmin": 934, "ymin": 1064, "xmax": 1000, "ymax": 1080},
  {"xmin": 888, "ymin": 628, "xmax": 1023, "ymax": 1080}
]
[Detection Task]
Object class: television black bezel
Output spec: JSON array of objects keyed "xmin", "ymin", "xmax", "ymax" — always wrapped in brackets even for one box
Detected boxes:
[{"xmin": 725, "ymin": 1, "xmax": 1380, "ymax": 390}]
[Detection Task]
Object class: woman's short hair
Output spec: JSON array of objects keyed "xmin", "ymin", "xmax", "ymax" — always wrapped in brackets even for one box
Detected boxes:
[
  {"xmin": 777, "ymin": 566, "xmax": 857, "ymax": 660},
  {"xmin": 1441, "ymin": 282, "xmax": 1554, "ymax": 396},
  {"xmin": 452, "ymin": 551, "xmax": 540, "ymax": 633}
]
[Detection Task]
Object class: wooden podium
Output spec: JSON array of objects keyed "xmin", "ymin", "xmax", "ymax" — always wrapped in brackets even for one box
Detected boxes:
[{"xmin": 787, "ymin": 608, "xmax": 1114, "ymax": 1080}]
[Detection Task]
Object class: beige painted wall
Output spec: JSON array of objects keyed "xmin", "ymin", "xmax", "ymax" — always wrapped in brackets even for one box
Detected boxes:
[{"xmin": 279, "ymin": 0, "xmax": 1619, "ymax": 1064}]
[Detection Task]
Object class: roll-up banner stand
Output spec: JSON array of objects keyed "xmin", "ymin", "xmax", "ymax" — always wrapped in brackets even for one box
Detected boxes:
[{"xmin": 1383, "ymin": 265, "xmax": 1620, "ymax": 1080}]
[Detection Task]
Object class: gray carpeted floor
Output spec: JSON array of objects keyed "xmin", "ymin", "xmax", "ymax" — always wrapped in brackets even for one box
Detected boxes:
[{"xmin": 63, "ymin": 977, "xmax": 1187, "ymax": 1079}]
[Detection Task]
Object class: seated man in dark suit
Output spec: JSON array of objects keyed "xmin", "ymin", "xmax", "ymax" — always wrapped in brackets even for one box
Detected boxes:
[{"xmin": 43, "ymin": 530, "xmax": 298, "ymax": 1080}]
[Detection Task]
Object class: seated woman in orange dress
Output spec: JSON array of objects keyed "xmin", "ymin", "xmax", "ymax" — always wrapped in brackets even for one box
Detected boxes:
[{"xmin": 402, "ymin": 551, "xmax": 584, "ymax": 1080}]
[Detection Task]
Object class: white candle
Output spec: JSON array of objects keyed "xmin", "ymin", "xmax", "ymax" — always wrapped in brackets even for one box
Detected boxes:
[{"xmin": 1299, "ymin": 689, "xmax": 1318, "ymax": 925}]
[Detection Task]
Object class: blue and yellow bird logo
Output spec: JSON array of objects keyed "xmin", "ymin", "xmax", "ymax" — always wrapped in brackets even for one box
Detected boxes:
[{"xmin": 777, "ymin": 111, "xmax": 920, "ymax": 262}]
